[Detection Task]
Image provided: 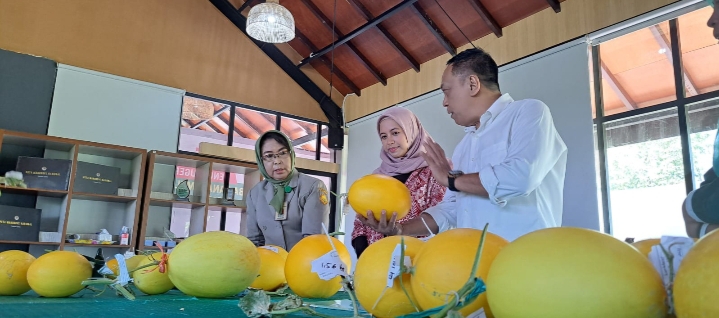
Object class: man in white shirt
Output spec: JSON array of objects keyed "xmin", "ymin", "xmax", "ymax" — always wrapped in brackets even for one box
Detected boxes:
[{"xmin": 358, "ymin": 48, "xmax": 568, "ymax": 242}]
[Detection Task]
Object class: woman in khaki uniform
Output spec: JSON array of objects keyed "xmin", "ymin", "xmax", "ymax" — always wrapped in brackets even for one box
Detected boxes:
[{"xmin": 245, "ymin": 130, "xmax": 330, "ymax": 251}]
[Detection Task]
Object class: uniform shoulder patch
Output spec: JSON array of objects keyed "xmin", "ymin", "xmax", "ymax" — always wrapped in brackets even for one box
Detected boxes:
[{"xmin": 318, "ymin": 183, "xmax": 329, "ymax": 205}]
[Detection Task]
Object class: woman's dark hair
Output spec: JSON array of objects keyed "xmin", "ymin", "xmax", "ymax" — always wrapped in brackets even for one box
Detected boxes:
[{"xmin": 260, "ymin": 131, "xmax": 291, "ymax": 152}]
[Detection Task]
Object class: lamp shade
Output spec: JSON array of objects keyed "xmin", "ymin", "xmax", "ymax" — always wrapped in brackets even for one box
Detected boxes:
[{"xmin": 246, "ymin": 0, "xmax": 295, "ymax": 43}]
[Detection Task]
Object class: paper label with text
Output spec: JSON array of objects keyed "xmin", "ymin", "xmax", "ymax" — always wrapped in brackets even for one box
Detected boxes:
[
  {"xmin": 311, "ymin": 250, "xmax": 348, "ymax": 280},
  {"xmin": 260, "ymin": 246, "xmax": 279, "ymax": 253},
  {"xmin": 115, "ymin": 254, "xmax": 132, "ymax": 286},
  {"xmin": 466, "ymin": 307, "xmax": 486, "ymax": 318},
  {"xmin": 386, "ymin": 244, "xmax": 412, "ymax": 287},
  {"xmin": 648, "ymin": 236, "xmax": 695, "ymax": 314}
]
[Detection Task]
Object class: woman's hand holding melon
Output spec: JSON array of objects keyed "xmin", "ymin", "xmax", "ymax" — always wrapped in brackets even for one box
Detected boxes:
[{"xmin": 357, "ymin": 209, "xmax": 402, "ymax": 236}]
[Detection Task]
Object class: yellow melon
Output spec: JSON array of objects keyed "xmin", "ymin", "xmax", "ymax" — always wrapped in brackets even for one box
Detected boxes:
[
  {"xmin": 631, "ymin": 239, "xmax": 661, "ymax": 258},
  {"xmin": 105, "ymin": 255, "xmax": 144, "ymax": 277},
  {"xmin": 486, "ymin": 227, "xmax": 667, "ymax": 318},
  {"xmin": 347, "ymin": 174, "xmax": 411, "ymax": 220},
  {"xmin": 285, "ymin": 234, "xmax": 352, "ymax": 298},
  {"xmin": 168, "ymin": 231, "xmax": 260, "ymax": 298},
  {"xmin": 250, "ymin": 245, "xmax": 289, "ymax": 291},
  {"xmin": 674, "ymin": 228, "xmax": 719, "ymax": 317},
  {"xmin": 132, "ymin": 253, "xmax": 174, "ymax": 295},
  {"xmin": 27, "ymin": 251, "xmax": 92, "ymax": 298},
  {"xmin": 411, "ymin": 228, "xmax": 508, "ymax": 317},
  {"xmin": 354, "ymin": 236, "xmax": 424, "ymax": 318},
  {"xmin": 0, "ymin": 250, "xmax": 36, "ymax": 295}
]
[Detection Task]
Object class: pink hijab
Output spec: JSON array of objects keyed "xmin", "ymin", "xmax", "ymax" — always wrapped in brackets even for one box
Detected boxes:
[{"xmin": 373, "ymin": 107, "xmax": 433, "ymax": 176}]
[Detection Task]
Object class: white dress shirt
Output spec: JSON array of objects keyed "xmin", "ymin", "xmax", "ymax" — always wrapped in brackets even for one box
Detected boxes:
[{"xmin": 425, "ymin": 93, "xmax": 568, "ymax": 242}]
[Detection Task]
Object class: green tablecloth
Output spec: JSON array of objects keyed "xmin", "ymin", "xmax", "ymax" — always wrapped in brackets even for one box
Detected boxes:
[{"xmin": 0, "ymin": 288, "xmax": 362, "ymax": 318}]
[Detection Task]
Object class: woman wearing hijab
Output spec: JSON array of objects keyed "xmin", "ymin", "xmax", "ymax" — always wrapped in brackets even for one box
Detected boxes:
[
  {"xmin": 351, "ymin": 107, "xmax": 447, "ymax": 257},
  {"xmin": 245, "ymin": 130, "xmax": 330, "ymax": 251}
]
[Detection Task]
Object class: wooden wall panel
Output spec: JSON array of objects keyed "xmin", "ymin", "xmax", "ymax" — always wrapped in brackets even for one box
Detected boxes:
[
  {"xmin": 0, "ymin": 0, "xmax": 334, "ymax": 122},
  {"xmin": 344, "ymin": 0, "xmax": 679, "ymax": 122}
]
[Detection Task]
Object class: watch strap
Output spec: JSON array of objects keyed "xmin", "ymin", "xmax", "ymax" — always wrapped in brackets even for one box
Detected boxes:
[{"xmin": 448, "ymin": 176, "xmax": 458, "ymax": 192}]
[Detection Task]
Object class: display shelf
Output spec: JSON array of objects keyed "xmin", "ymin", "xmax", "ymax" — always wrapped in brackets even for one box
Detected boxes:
[
  {"xmin": 0, "ymin": 240, "xmax": 61, "ymax": 246},
  {"xmin": 72, "ymin": 192, "xmax": 137, "ymax": 203},
  {"xmin": 64, "ymin": 243, "xmax": 131, "ymax": 248},
  {"xmin": 0, "ymin": 185, "xmax": 68, "ymax": 198},
  {"xmin": 137, "ymin": 151, "xmax": 259, "ymax": 250},
  {"xmin": 0, "ymin": 129, "xmax": 147, "ymax": 255}
]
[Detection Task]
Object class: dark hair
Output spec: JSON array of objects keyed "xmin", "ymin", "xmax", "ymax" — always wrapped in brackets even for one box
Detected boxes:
[
  {"xmin": 446, "ymin": 48, "xmax": 500, "ymax": 91},
  {"xmin": 260, "ymin": 131, "xmax": 291, "ymax": 152}
]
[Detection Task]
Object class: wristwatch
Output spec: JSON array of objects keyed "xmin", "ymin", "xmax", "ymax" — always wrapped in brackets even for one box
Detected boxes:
[{"xmin": 447, "ymin": 170, "xmax": 464, "ymax": 192}]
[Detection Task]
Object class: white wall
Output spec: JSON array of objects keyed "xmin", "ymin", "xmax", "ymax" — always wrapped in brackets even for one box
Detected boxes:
[
  {"xmin": 48, "ymin": 64, "xmax": 185, "ymax": 152},
  {"xmin": 343, "ymin": 39, "xmax": 599, "ymax": 261}
]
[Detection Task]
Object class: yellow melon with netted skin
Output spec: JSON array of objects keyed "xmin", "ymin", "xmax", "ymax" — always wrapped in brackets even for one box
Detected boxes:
[
  {"xmin": 168, "ymin": 231, "xmax": 260, "ymax": 298},
  {"xmin": 0, "ymin": 250, "xmax": 36, "ymax": 295}
]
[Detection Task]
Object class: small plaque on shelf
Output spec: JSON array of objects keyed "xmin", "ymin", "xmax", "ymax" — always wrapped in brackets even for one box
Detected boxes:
[
  {"xmin": 0, "ymin": 205, "xmax": 41, "ymax": 242},
  {"xmin": 174, "ymin": 180, "xmax": 190, "ymax": 201},
  {"xmin": 74, "ymin": 161, "xmax": 121, "ymax": 195}
]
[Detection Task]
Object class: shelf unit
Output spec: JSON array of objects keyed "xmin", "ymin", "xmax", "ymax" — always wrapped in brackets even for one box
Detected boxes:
[
  {"xmin": 137, "ymin": 151, "xmax": 259, "ymax": 251},
  {"xmin": 0, "ymin": 129, "xmax": 147, "ymax": 256}
]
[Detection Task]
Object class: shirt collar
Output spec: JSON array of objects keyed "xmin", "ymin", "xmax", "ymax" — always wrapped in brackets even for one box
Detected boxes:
[{"xmin": 464, "ymin": 93, "xmax": 514, "ymax": 132}]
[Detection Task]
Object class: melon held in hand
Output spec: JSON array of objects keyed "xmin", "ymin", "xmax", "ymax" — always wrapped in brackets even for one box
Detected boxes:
[
  {"xmin": 0, "ymin": 250, "xmax": 36, "ymax": 296},
  {"xmin": 285, "ymin": 234, "xmax": 351, "ymax": 298},
  {"xmin": 27, "ymin": 251, "xmax": 92, "ymax": 298},
  {"xmin": 348, "ymin": 174, "xmax": 411, "ymax": 220},
  {"xmin": 168, "ymin": 231, "xmax": 261, "ymax": 298},
  {"xmin": 354, "ymin": 236, "xmax": 424, "ymax": 318},
  {"xmin": 486, "ymin": 227, "xmax": 667, "ymax": 318}
]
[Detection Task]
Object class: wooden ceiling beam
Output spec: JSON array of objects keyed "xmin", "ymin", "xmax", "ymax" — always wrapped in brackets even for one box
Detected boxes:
[
  {"xmin": 297, "ymin": 0, "xmax": 419, "ymax": 71},
  {"xmin": 545, "ymin": 0, "xmax": 561, "ymax": 13},
  {"xmin": 237, "ymin": 0, "xmax": 256, "ymax": 13},
  {"xmin": 190, "ymin": 105, "xmax": 231, "ymax": 129},
  {"xmin": 468, "ymin": 0, "xmax": 502, "ymax": 37},
  {"xmin": 345, "ymin": 0, "xmax": 420, "ymax": 72},
  {"xmin": 600, "ymin": 62, "xmax": 636, "ymax": 110},
  {"xmin": 295, "ymin": 29, "xmax": 362, "ymax": 96},
  {"xmin": 298, "ymin": 0, "xmax": 387, "ymax": 86},
  {"xmin": 292, "ymin": 126, "xmax": 328, "ymax": 147},
  {"xmin": 648, "ymin": 25, "xmax": 698, "ymax": 96},
  {"xmin": 409, "ymin": 2, "xmax": 456, "ymax": 56}
]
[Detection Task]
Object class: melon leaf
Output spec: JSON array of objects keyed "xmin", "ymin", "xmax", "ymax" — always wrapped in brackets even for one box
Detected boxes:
[{"xmin": 239, "ymin": 290, "xmax": 271, "ymax": 318}]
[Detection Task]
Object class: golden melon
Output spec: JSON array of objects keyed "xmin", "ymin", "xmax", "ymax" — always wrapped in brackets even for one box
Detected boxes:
[
  {"xmin": 354, "ymin": 236, "xmax": 424, "ymax": 318},
  {"xmin": 105, "ymin": 255, "xmax": 144, "ymax": 277},
  {"xmin": 486, "ymin": 227, "xmax": 667, "ymax": 318},
  {"xmin": 0, "ymin": 250, "xmax": 36, "ymax": 296},
  {"xmin": 285, "ymin": 234, "xmax": 352, "ymax": 298},
  {"xmin": 250, "ymin": 245, "xmax": 289, "ymax": 291},
  {"xmin": 132, "ymin": 253, "xmax": 174, "ymax": 295},
  {"xmin": 27, "ymin": 251, "xmax": 92, "ymax": 298},
  {"xmin": 411, "ymin": 228, "xmax": 508, "ymax": 317},
  {"xmin": 674, "ymin": 228, "xmax": 719, "ymax": 317},
  {"xmin": 168, "ymin": 231, "xmax": 260, "ymax": 298},
  {"xmin": 631, "ymin": 239, "xmax": 661, "ymax": 258},
  {"xmin": 347, "ymin": 174, "xmax": 411, "ymax": 220}
]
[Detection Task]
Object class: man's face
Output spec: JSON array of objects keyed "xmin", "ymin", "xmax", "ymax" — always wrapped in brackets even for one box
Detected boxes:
[
  {"xmin": 709, "ymin": 1, "xmax": 719, "ymax": 41},
  {"xmin": 441, "ymin": 65, "xmax": 478, "ymax": 127}
]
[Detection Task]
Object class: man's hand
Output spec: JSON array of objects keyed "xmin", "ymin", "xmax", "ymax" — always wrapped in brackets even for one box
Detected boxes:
[
  {"xmin": 421, "ymin": 140, "xmax": 452, "ymax": 187},
  {"xmin": 356, "ymin": 210, "xmax": 401, "ymax": 236}
]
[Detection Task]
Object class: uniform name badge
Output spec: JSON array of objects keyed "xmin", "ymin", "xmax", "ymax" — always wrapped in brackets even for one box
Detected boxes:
[{"xmin": 275, "ymin": 201, "xmax": 289, "ymax": 221}]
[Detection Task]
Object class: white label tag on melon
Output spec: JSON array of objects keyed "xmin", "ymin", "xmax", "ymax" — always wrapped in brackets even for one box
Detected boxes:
[
  {"xmin": 311, "ymin": 250, "xmax": 348, "ymax": 281},
  {"xmin": 386, "ymin": 244, "xmax": 413, "ymax": 288},
  {"xmin": 115, "ymin": 253, "xmax": 132, "ymax": 286},
  {"xmin": 465, "ymin": 307, "xmax": 487, "ymax": 318},
  {"xmin": 260, "ymin": 246, "xmax": 279, "ymax": 253},
  {"xmin": 123, "ymin": 251, "xmax": 135, "ymax": 259}
]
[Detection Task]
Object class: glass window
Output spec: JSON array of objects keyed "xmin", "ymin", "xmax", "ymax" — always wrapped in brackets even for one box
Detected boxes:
[
  {"xmin": 280, "ymin": 117, "xmax": 321, "ymax": 160},
  {"xmin": 233, "ymin": 108, "xmax": 277, "ymax": 150},
  {"xmin": 179, "ymin": 96, "xmax": 230, "ymax": 153},
  {"xmin": 679, "ymin": 7, "xmax": 719, "ymax": 97},
  {"xmin": 687, "ymin": 97, "xmax": 719, "ymax": 187},
  {"xmin": 320, "ymin": 135, "xmax": 332, "ymax": 162},
  {"xmin": 603, "ymin": 108, "xmax": 687, "ymax": 241},
  {"xmin": 599, "ymin": 21, "xmax": 676, "ymax": 116}
]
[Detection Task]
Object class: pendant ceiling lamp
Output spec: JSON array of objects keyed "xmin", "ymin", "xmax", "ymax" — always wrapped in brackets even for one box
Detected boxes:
[{"xmin": 246, "ymin": 0, "xmax": 295, "ymax": 44}]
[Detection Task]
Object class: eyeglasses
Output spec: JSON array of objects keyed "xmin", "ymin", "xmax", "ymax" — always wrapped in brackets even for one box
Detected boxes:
[{"xmin": 262, "ymin": 150, "xmax": 290, "ymax": 162}]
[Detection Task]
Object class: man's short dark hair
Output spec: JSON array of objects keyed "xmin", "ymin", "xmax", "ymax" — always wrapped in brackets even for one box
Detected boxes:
[{"xmin": 446, "ymin": 48, "xmax": 500, "ymax": 91}]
